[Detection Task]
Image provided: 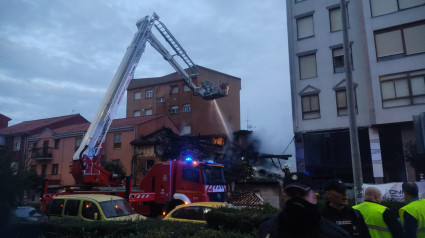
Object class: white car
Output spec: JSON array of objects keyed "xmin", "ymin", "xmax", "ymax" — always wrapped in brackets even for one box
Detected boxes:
[{"xmin": 13, "ymin": 206, "xmax": 45, "ymax": 221}]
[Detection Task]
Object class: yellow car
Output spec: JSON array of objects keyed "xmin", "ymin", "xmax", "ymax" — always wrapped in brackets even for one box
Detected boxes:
[
  {"xmin": 49, "ymin": 194, "xmax": 146, "ymax": 221},
  {"xmin": 163, "ymin": 202, "xmax": 233, "ymax": 223}
]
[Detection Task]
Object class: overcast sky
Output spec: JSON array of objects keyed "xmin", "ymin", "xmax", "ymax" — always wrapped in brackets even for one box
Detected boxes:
[{"xmin": 0, "ymin": 0, "xmax": 295, "ymax": 169}]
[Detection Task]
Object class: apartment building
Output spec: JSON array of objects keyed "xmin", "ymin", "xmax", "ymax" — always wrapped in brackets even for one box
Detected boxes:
[
  {"xmin": 126, "ymin": 65, "xmax": 241, "ymax": 136},
  {"xmin": 286, "ymin": 0, "xmax": 425, "ymax": 183},
  {"xmin": 0, "ymin": 114, "xmax": 89, "ymax": 170}
]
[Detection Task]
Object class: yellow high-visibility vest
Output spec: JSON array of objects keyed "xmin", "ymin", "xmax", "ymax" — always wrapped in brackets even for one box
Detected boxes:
[
  {"xmin": 353, "ymin": 201, "xmax": 391, "ymax": 238},
  {"xmin": 400, "ymin": 199, "xmax": 425, "ymax": 238}
]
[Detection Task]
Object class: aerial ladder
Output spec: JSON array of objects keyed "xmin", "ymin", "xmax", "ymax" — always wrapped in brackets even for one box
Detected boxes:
[{"xmin": 72, "ymin": 13, "xmax": 229, "ymax": 186}]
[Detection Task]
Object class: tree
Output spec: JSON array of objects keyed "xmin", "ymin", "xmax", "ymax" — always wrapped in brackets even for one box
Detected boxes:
[
  {"xmin": 404, "ymin": 141, "xmax": 425, "ymax": 180},
  {"xmin": 101, "ymin": 160, "xmax": 126, "ymax": 181},
  {"xmin": 0, "ymin": 148, "xmax": 24, "ymax": 224}
]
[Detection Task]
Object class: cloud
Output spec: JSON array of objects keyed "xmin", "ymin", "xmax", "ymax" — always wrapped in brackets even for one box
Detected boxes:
[{"xmin": 0, "ymin": 0, "xmax": 295, "ymax": 169}]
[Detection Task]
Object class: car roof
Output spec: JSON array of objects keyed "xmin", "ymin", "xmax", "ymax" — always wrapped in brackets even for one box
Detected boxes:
[
  {"xmin": 52, "ymin": 194, "xmax": 124, "ymax": 202},
  {"xmin": 175, "ymin": 202, "xmax": 229, "ymax": 209}
]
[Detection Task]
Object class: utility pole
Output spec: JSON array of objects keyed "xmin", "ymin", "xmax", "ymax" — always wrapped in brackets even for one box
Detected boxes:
[{"xmin": 340, "ymin": 0, "xmax": 363, "ymax": 204}]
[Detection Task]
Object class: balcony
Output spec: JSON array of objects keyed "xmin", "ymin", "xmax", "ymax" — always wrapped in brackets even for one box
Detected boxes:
[{"xmin": 31, "ymin": 147, "xmax": 53, "ymax": 160}]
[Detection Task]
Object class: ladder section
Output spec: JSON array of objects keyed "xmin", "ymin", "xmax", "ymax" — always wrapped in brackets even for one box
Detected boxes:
[{"xmin": 153, "ymin": 19, "xmax": 200, "ymax": 77}]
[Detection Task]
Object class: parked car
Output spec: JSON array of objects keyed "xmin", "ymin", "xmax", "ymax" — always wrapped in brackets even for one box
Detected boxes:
[
  {"xmin": 13, "ymin": 206, "xmax": 46, "ymax": 221},
  {"xmin": 48, "ymin": 194, "xmax": 146, "ymax": 221},
  {"xmin": 163, "ymin": 202, "xmax": 234, "ymax": 223}
]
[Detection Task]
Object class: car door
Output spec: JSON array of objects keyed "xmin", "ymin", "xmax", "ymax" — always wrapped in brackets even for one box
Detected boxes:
[{"xmin": 63, "ymin": 199, "xmax": 80, "ymax": 219}]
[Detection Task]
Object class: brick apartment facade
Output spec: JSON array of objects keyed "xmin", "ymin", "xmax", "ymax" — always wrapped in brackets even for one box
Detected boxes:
[
  {"xmin": 0, "ymin": 114, "xmax": 88, "ymax": 169},
  {"xmin": 126, "ymin": 65, "xmax": 241, "ymax": 136}
]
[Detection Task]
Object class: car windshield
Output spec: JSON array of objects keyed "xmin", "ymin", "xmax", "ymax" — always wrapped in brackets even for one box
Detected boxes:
[
  {"xmin": 201, "ymin": 165, "xmax": 225, "ymax": 185},
  {"xmin": 99, "ymin": 199, "xmax": 135, "ymax": 218}
]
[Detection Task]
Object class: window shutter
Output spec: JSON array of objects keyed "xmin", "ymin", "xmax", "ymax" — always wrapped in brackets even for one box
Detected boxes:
[
  {"xmin": 300, "ymin": 54, "xmax": 317, "ymax": 79},
  {"xmin": 411, "ymin": 76, "xmax": 425, "ymax": 96},
  {"xmin": 297, "ymin": 16, "xmax": 313, "ymax": 39},
  {"xmin": 330, "ymin": 8, "xmax": 342, "ymax": 32},
  {"xmin": 403, "ymin": 24, "xmax": 425, "ymax": 55},
  {"xmin": 399, "ymin": 0, "xmax": 425, "ymax": 10},
  {"xmin": 375, "ymin": 30, "xmax": 403, "ymax": 58},
  {"xmin": 370, "ymin": 0, "xmax": 398, "ymax": 17}
]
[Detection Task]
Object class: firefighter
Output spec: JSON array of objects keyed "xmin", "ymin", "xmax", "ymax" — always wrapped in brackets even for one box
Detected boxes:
[
  {"xmin": 258, "ymin": 172, "xmax": 350, "ymax": 238},
  {"xmin": 320, "ymin": 178, "xmax": 371, "ymax": 238},
  {"xmin": 399, "ymin": 181, "xmax": 425, "ymax": 238},
  {"xmin": 353, "ymin": 186, "xmax": 404, "ymax": 238}
]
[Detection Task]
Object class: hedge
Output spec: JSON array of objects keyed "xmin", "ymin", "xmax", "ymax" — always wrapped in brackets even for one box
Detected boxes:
[
  {"xmin": 1, "ymin": 218, "xmax": 257, "ymax": 238},
  {"xmin": 1, "ymin": 201, "xmax": 404, "ymax": 238}
]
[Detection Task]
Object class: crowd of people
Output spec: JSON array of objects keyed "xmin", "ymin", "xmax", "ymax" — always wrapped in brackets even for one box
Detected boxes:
[{"xmin": 259, "ymin": 172, "xmax": 425, "ymax": 238}]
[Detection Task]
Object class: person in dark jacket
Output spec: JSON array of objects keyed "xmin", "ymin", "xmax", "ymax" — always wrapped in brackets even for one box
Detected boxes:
[
  {"xmin": 258, "ymin": 172, "xmax": 351, "ymax": 238},
  {"xmin": 320, "ymin": 178, "xmax": 371, "ymax": 238}
]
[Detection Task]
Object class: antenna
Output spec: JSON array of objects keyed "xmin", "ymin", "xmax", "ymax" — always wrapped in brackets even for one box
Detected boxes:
[{"xmin": 246, "ymin": 109, "xmax": 255, "ymax": 130}]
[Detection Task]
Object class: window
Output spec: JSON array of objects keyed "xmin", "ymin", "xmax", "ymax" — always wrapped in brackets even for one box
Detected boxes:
[
  {"xmin": 171, "ymin": 206, "xmax": 205, "ymax": 221},
  {"xmin": 183, "ymin": 84, "xmax": 191, "ymax": 92},
  {"xmin": 183, "ymin": 166, "xmax": 199, "ymax": 183},
  {"xmin": 134, "ymin": 91, "xmax": 141, "ymax": 100},
  {"xmin": 52, "ymin": 164, "xmax": 59, "ymax": 175},
  {"xmin": 82, "ymin": 201, "xmax": 100, "ymax": 220},
  {"xmin": 296, "ymin": 14, "xmax": 314, "ymax": 39},
  {"xmin": 13, "ymin": 136, "xmax": 20, "ymax": 151},
  {"xmin": 54, "ymin": 139, "xmax": 60, "ymax": 149},
  {"xmin": 171, "ymin": 85, "xmax": 179, "ymax": 94},
  {"xmin": 133, "ymin": 110, "xmax": 141, "ymax": 117},
  {"xmin": 112, "ymin": 159, "xmax": 121, "ymax": 166},
  {"xmin": 50, "ymin": 199, "xmax": 65, "ymax": 216},
  {"xmin": 335, "ymin": 89, "xmax": 358, "ymax": 116},
  {"xmin": 183, "ymin": 104, "xmax": 191, "ymax": 112},
  {"xmin": 75, "ymin": 138, "xmax": 82, "ymax": 151},
  {"xmin": 64, "ymin": 200, "xmax": 80, "ymax": 216},
  {"xmin": 113, "ymin": 133, "xmax": 121, "ymax": 149},
  {"xmin": 329, "ymin": 7, "xmax": 342, "ymax": 32},
  {"xmin": 145, "ymin": 109, "xmax": 153, "ymax": 116},
  {"xmin": 11, "ymin": 162, "xmax": 18, "ymax": 175},
  {"xmin": 380, "ymin": 69, "xmax": 425, "ymax": 108},
  {"xmin": 301, "ymin": 94, "xmax": 320, "ymax": 119},
  {"xmin": 170, "ymin": 106, "xmax": 179, "ymax": 114},
  {"xmin": 370, "ymin": 0, "xmax": 425, "ymax": 17},
  {"xmin": 145, "ymin": 90, "xmax": 153, "ymax": 98},
  {"xmin": 375, "ymin": 21, "xmax": 425, "ymax": 61},
  {"xmin": 157, "ymin": 97, "xmax": 165, "ymax": 103},
  {"xmin": 332, "ymin": 46, "xmax": 353, "ymax": 73},
  {"xmin": 182, "ymin": 125, "xmax": 191, "ymax": 135},
  {"xmin": 299, "ymin": 53, "xmax": 317, "ymax": 79}
]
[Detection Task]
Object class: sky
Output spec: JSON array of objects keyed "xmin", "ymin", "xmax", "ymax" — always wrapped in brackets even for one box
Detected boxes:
[{"xmin": 0, "ymin": 0, "xmax": 296, "ymax": 170}]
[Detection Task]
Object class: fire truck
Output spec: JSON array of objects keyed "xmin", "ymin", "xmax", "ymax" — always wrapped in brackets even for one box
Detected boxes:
[{"xmin": 41, "ymin": 13, "xmax": 228, "ymax": 217}]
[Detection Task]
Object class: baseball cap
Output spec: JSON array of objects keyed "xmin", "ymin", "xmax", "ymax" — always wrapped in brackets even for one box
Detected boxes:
[
  {"xmin": 283, "ymin": 172, "xmax": 314, "ymax": 191},
  {"xmin": 325, "ymin": 178, "xmax": 352, "ymax": 193}
]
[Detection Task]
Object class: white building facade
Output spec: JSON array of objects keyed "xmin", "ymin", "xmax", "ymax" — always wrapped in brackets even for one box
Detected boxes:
[{"xmin": 286, "ymin": 0, "xmax": 425, "ymax": 183}]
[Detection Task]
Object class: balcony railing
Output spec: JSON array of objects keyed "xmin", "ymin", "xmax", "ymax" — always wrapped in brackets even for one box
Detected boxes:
[{"xmin": 31, "ymin": 147, "xmax": 53, "ymax": 160}]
